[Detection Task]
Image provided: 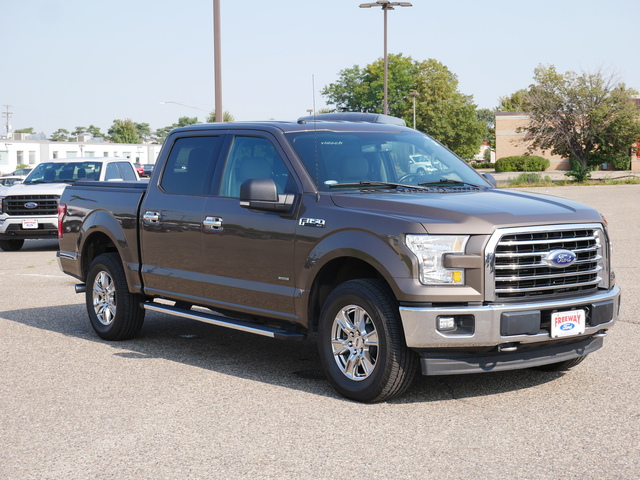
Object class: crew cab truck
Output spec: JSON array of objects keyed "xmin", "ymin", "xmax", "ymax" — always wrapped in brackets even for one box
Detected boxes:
[
  {"xmin": 57, "ymin": 113, "xmax": 621, "ymax": 402},
  {"xmin": 0, "ymin": 157, "xmax": 139, "ymax": 251}
]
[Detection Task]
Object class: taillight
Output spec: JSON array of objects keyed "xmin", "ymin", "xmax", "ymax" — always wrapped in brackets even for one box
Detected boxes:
[{"xmin": 57, "ymin": 203, "xmax": 67, "ymax": 238}]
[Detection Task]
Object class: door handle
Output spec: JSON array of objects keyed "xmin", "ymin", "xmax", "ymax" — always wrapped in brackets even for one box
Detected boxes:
[
  {"xmin": 203, "ymin": 216, "xmax": 223, "ymax": 231},
  {"xmin": 143, "ymin": 211, "xmax": 161, "ymax": 224}
]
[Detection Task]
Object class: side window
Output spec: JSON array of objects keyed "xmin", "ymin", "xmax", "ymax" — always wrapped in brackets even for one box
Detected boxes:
[
  {"xmin": 118, "ymin": 162, "xmax": 138, "ymax": 181},
  {"xmin": 105, "ymin": 163, "xmax": 122, "ymax": 181},
  {"xmin": 220, "ymin": 136, "xmax": 295, "ymax": 198},
  {"xmin": 161, "ymin": 136, "xmax": 219, "ymax": 195}
]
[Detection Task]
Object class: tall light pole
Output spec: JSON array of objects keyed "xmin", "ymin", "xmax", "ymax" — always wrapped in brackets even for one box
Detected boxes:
[
  {"xmin": 213, "ymin": 0, "xmax": 222, "ymax": 122},
  {"xmin": 359, "ymin": 1, "xmax": 412, "ymax": 116},
  {"xmin": 410, "ymin": 90, "xmax": 418, "ymax": 129}
]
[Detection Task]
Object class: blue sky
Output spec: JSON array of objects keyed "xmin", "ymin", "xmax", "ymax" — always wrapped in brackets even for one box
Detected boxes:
[{"xmin": 2, "ymin": 0, "xmax": 639, "ymax": 136}]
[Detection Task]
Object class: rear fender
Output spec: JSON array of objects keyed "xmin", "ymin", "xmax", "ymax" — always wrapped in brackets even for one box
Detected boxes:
[{"xmin": 78, "ymin": 210, "xmax": 143, "ymax": 293}]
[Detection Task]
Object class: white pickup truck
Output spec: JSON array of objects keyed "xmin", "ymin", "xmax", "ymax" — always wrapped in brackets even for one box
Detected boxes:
[{"xmin": 0, "ymin": 157, "xmax": 139, "ymax": 251}]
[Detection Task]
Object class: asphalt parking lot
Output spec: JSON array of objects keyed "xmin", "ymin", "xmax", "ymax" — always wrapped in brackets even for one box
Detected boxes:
[{"xmin": 1, "ymin": 185, "xmax": 639, "ymax": 480}]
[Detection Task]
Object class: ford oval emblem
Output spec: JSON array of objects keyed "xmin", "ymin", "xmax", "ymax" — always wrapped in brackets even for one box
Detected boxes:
[
  {"xmin": 24, "ymin": 202, "xmax": 38, "ymax": 209},
  {"xmin": 560, "ymin": 323, "xmax": 575, "ymax": 331},
  {"xmin": 543, "ymin": 249, "xmax": 576, "ymax": 268}
]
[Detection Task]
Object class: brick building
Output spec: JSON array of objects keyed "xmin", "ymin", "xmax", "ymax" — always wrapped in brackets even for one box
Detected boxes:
[{"xmin": 495, "ymin": 112, "xmax": 640, "ymax": 172}]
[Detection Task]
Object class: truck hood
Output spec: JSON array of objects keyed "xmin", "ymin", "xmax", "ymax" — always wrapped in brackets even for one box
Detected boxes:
[
  {"xmin": 3, "ymin": 182, "xmax": 69, "ymax": 196},
  {"xmin": 330, "ymin": 188, "xmax": 602, "ymax": 234}
]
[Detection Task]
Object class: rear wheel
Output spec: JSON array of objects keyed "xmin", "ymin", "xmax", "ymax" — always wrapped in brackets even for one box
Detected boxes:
[
  {"xmin": 86, "ymin": 253, "xmax": 145, "ymax": 340},
  {"xmin": 0, "ymin": 239, "xmax": 25, "ymax": 251},
  {"xmin": 318, "ymin": 279, "xmax": 418, "ymax": 403}
]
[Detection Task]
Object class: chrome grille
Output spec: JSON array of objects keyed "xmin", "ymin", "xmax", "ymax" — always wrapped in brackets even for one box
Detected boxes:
[
  {"xmin": 3, "ymin": 195, "xmax": 60, "ymax": 216},
  {"xmin": 486, "ymin": 225, "xmax": 606, "ymax": 301}
]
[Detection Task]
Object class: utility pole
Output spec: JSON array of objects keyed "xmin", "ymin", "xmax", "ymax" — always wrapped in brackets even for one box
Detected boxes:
[
  {"xmin": 2, "ymin": 105, "xmax": 13, "ymax": 136},
  {"xmin": 213, "ymin": 0, "xmax": 222, "ymax": 122}
]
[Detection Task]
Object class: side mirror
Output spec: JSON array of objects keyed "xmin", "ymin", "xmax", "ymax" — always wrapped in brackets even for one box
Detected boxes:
[
  {"xmin": 482, "ymin": 173, "xmax": 497, "ymax": 188},
  {"xmin": 239, "ymin": 178, "xmax": 294, "ymax": 212}
]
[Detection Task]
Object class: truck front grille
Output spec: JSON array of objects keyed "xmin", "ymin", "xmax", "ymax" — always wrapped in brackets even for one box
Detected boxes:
[
  {"xmin": 3, "ymin": 195, "xmax": 60, "ymax": 216},
  {"xmin": 487, "ymin": 225, "xmax": 606, "ymax": 301}
]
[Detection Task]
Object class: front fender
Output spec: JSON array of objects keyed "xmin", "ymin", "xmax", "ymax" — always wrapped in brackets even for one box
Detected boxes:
[{"xmin": 299, "ymin": 229, "xmax": 414, "ymax": 299}]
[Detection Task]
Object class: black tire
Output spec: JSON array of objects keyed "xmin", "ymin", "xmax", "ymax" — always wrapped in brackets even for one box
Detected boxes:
[
  {"xmin": 0, "ymin": 239, "xmax": 25, "ymax": 251},
  {"xmin": 318, "ymin": 279, "xmax": 418, "ymax": 403},
  {"xmin": 534, "ymin": 355, "xmax": 587, "ymax": 372},
  {"xmin": 85, "ymin": 253, "xmax": 145, "ymax": 340}
]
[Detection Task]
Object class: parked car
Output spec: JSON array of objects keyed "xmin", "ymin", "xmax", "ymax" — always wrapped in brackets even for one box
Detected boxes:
[
  {"xmin": 134, "ymin": 163, "xmax": 145, "ymax": 177},
  {"xmin": 1, "ymin": 167, "xmax": 32, "ymax": 180},
  {"xmin": 0, "ymin": 176, "xmax": 23, "ymax": 186},
  {"xmin": 141, "ymin": 164, "xmax": 154, "ymax": 177},
  {"xmin": 0, "ymin": 157, "xmax": 139, "ymax": 251}
]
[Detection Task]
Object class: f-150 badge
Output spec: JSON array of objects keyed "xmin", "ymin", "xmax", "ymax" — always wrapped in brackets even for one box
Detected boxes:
[{"xmin": 299, "ymin": 218, "xmax": 326, "ymax": 228}]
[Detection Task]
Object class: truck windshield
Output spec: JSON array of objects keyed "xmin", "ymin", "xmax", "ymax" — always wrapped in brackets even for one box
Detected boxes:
[
  {"xmin": 23, "ymin": 162, "xmax": 103, "ymax": 184},
  {"xmin": 285, "ymin": 130, "xmax": 489, "ymax": 192}
]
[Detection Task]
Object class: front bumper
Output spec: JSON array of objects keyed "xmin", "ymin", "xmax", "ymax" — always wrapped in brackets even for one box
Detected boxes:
[
  {"xmin": 399, "ymin": 286, "xmax": 621, "ymax": 375},
  {"xmin": 0, "ymin": 216, "xmax": 58, "ymax": 240}
]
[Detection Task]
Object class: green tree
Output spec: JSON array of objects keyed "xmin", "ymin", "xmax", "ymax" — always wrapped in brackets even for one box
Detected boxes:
[
  {"xmin": 15, "ymin": 127, "xmax": 35, "ymax": 134},
  {"xmin": 135, "ymin": 122, "xmax": 152, "ymax": 142},
  {"xmin": 108, "ymin": 119, "xmax": 141, "ymax": 144},
  {"xmin": 87, "ymin": 125, "xmax": 104, "ymax": 138},
  {"xmin": 322, "ymin": 54, "xmax": 417, "ymax": 117},
  {"xmin": 497, "ymin": 88, "xmax": 532, "ymax": 112},
  {"xmin": 154, "ymin": 116, "xmax": 199, "ymax": 142},
  {"xmin": 410, "ymin": 59, "xmax": 484, "ymax": 158},
  {"xmin": 50, "ymin": 128, "xmax": 71, "ymax": 142},
  {"xmin": 206, "ymin": 110, "xmax": 235, "ymax": 122},
  {"xmin": 523, "ymin": 65, "xmax": 640, "ymax": 181},
  {"xmin": 477, "ymin": 108, "xmax": 496, "ymax": 149},
  {"xmin": 322, "ymin": 56, "xmax": 484, "ymax": 158}
]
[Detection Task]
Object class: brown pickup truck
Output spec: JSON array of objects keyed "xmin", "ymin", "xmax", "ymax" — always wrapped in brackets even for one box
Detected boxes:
[{"xmin": 57, "ymin": 113, "xmax": 621, "ymax": 402}]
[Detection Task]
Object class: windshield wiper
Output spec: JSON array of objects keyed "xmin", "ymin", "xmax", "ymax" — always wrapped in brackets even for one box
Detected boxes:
[
  {"xmin": 417, "ymin": 179, "xmax": 482, "ymax": 188},
  {"xmin": 329, "ymin": 181, "xmax": 432, "ymax": 190}
]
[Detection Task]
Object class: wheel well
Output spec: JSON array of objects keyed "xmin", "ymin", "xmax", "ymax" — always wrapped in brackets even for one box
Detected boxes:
[
  {"xmin": 307, "ymin": 257, "xmax": 391, "ymax": 332},
  {"xmin": 81, "ymin": 232, "xmax": 118, "ymax": 279}
]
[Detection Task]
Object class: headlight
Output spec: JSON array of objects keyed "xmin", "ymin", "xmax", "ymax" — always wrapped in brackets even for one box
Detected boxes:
[{"xmin": 405, "ymin": 234, "xmax": 469, "ymax": 285}]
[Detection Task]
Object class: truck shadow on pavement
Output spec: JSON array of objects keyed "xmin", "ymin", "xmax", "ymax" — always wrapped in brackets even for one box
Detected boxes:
[{"xmin": 1, "ymin": 303, "xmax": 565, "ymax": 404}]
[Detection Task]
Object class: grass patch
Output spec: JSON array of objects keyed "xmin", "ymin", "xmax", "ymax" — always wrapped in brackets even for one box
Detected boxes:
[{"xmin": 504, "ymin": 172, "xmax": 640, "ymax": 188}]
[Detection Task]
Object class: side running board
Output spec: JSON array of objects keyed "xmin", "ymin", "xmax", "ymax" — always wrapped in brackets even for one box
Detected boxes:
[{"xmin": 142, "ymin": 302, "xmax": 307, "ymax": 341}]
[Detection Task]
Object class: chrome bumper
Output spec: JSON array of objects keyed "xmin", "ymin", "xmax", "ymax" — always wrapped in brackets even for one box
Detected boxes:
[{"xmin": 399, "ymin": 286, "xmax": 621, "ymax": 349}]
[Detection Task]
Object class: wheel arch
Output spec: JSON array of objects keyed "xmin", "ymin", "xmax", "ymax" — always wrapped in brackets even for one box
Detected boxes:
[{"xmin": 77, "ymin": 210, "xmax": 142, "ymax": 293}]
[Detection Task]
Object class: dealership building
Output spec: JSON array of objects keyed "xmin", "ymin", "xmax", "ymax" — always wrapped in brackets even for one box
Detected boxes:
[{"xmin": 0, "ymin": 134, "xmax": 163, "ymax": 175}]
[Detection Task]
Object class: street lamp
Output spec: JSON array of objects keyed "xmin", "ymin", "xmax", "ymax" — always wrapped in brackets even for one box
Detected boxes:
[
  {"xmin": 359, "ymin": 1, "xmax": 412, "ymax": 115},
  {"xmin": 410, "ymin": 90, "xmax": 418, "ymax": 129}
]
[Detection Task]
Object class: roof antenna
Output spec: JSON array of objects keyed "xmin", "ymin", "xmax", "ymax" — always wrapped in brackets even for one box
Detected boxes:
[{"xmin": 312, "ymin": 74, "xmax": 320, "ymax": 200}]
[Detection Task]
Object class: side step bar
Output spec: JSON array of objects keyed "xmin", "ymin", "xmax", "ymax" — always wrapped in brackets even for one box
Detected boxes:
[{"xmin": 142, "ymin": 302, "xmax": 307, "ymax": 341}]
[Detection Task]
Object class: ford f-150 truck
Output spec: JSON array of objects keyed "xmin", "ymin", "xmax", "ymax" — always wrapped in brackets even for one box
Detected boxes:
[
  {"xmin": 0, "ymin": 157, "xmax": 139, "ymax": 251},
  {"xmin": 57, "ymin": 113, "xmax": 621, "ymax": 402}
]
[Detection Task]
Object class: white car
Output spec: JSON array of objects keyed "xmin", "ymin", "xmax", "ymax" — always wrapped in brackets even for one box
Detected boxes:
[{"xmin": 0, "ymin": 157, "xmax": 139, "ymax": 251}]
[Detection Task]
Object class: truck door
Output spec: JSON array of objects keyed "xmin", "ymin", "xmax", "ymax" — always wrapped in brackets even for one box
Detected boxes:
[
  {"xmin": 200, "ymin": 134, "xmax": 299, "ymax": 322},
  {"xmin": 140, "ymin": 135, "xmax": 222, "ymax": 303}
]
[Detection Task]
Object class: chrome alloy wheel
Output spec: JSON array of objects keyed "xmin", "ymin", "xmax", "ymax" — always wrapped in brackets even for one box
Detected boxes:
[
  {"xmin": 330, "ymin": 304, "xmax": 379, "ymax": 381},
  {"xmin": 92, "ymin": 270, "xmax": 116, "ymax": 326}
]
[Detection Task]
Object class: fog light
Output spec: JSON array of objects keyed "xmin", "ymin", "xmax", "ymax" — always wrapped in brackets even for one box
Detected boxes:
[{"xmin": 437, "ymin": 316, "xmax": 456, "ymax": 332}]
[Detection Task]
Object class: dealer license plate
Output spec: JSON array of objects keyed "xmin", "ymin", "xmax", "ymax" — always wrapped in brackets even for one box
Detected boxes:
[
  {"xmin": 22, "ymin": 220, "xmax": 38, "ymax": 229},
  {"xmin": 550, "ymin": 309, "xmax": 586, "ymax": 338}
]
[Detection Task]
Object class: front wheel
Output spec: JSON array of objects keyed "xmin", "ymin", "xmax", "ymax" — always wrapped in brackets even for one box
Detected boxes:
[
  {"xmin": 85, "ymin": 253, "xmax": 145, "ymax": 340},
  {"xmin": 0, "ymin": 239, "xmax": 25, "ymax": 251},
  {"xmin": 318, "ymin": 279, "xmax": 418, "ymax": 403}
]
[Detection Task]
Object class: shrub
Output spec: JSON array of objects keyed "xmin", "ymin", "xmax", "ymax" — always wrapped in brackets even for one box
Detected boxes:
[
  {"xmin": 495, "ymin": 155, "xmax": 550, "ymax": 172},
  {"xmin": 471, "ymin": 162, "xmax": 495, "ymax": 169}
]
